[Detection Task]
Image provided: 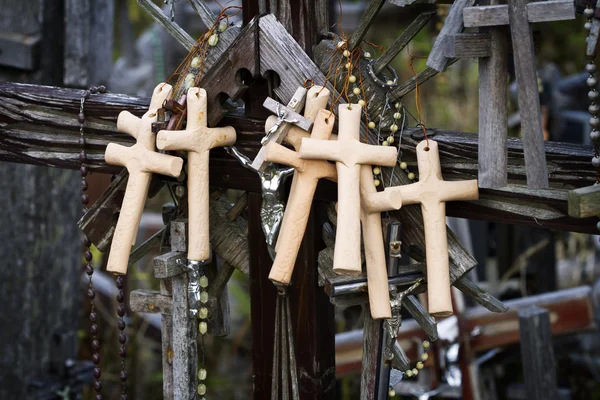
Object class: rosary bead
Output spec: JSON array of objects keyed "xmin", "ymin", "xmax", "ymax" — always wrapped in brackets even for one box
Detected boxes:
[
  {"xmin": 88, "ymin": 288, "xmax": 95, "ymax": 299},
  {"xmin": 116, "ymin": 276, "xmax": 125, "ymax": 289},
  {"xmin": 590, "ymin": 104, "xmax": 600, "ymax": 115},
  {"xmin": 373, "ymin": 167, "xmax": 381, "ymax": 175},
  {"xmin": 120, "ymin": 371, "xmax": 128, "ymax": 382},
  {"xmin": 175, "ymin": 185, "xmax": 185, "ymax": 198},
  {"xmin": 93, "ymin": 367, "xmax": 101, "ymax": 379},
  {"xmin": 198, "ymin": 384, "xmax": 207, "ymax": 395},
  {"xmin": 119, "ymin": 346, "xmax": 127, "ymax": 358},
  {"xmin": 119, "ymin": 333, "xmax": 127, "ymax": 344},
  {"xmin": 353, "ymin": 87, "xmax": 361, "ymax": 95},
  {"xmin": 117, "ymin": 291, "xmax": 124, "ymax": 303},
  {"xmin": 368, "ymin": 121, "xmax": 376, "ymax": 129},
  {"xmin": 406, "ymin": 370, "xmax": 413, "ymax": 377},
  {"xmin": 118, "ymin": 319, "xmax": 126, "ymax": 330},
  {"xmin": 423, "ymin": 340, "xmax": 430, "ymax": 348},
  {"xmin": 407, "ymin": 172, "xmax": 416, "ymax": 180},
  {"xmin": 343, "ymin": 49, "xmax": 351, "ymax": 58},
  {"xmin": 82, "ymin": 179, "xmax": 89, "ymax": 191},
  {"xmin": 92, "ymin": 353, "xmax": 100, "ymax": 364},
  {"xmin": 208, "ymin": 33, "xmax": 219, "ymax": 47},
  {"xmin": 191, "ymin": 57, "xmax": 201, "ymax": 69},
  {"xmin": 83, "ymin": 235, "xmax": 91, "ymax": 247},
  {"xmin": 363, "ymin": 51, "xmax": 371, "ymax": 59},
  {"xmin": 85, "ymin": 250, "xmax": 93, "ymax": 261},
  {"xmin": 77, "ymin": 113, "xmax": 85, "ymax": 124},
  {"xmin": 421, "ymin": 352, "xmax": 429, "ymax": 361},
  {"xmin": 584, "ymin": 7, "xmax": 595, "ymax": 18},
  {"xmin": 83, "ymin": 90, "xmax": 91, "ymax": 99},
  {"xmin": 200, "ymin": 291, "xmax": 209, "ymax": 303},
  {"xmin": 198, "ymin": 368, "xmax": 207, "ymax": 381},
  {"xmin": 90, "ymin": 324, "xmax": 98, "ymax": 335},
  {"xmin": 587, "ymin": 63, "xmax": 597, "ymax": 74},
  {"xmin": 358, "ymin": 99, "xmax": 366, "ymax": 107},
  {"xmin": 387, "ymin": 136, "xmax": 395, "ymax": 144},
  {"xmin": 588, "ymin": 76, "xmax": 598, "ymax": 88},
  {"xmin": 199, "ymin": 276, "xmax": 209, "ymax": 288},
  {"xmin": 393, "ymin": 112, "xmax": 401, "ymax": 120},
  {"xmin": 374, "ymin": 179, "xmax": 381, "ymax": 187},
  {"xmin": 199, "ymin": 321, "xmax": 208, "ymax": 335},
  {"xmin": 382, "ymin": 141, "xmax": 389, "ymax": 146},
  {"xmin": 199, "ymin": 307, "xmax": 209, "ymax": 319},
  {"xmin": 586, "ymin": 21, "xmax": 593, "ymax": 31},
  {"xmin": 345, "ymin": 62, "xmax": 352, "ymax": 70},
  {"xmin": 79, "ymin": 150, "xmax": 87, "ymax": 161},
  {"xmin": 98, "ymin": 85, "xmax": 107, "ymax": 94},
  {"xmin": 590, "ymin": 90, "xmax": 600, "ymax": 101},
  {"xmin": 218, "ymin": 20, "xmax": 228, "ymax": 32},
  {"xmin": 117, "ymin": 305, "xmax": 126, "ymax": 317},
  {"xmin": 412, "ymin": 368, "xmax": 418, "ymax": 376},
  {"xmin": 591, "ymin": 116, "xmax": 600, "ymax": 129},
  {"xmin": 400, "ymin": 162, "xmax": 408, "ymax": 170},
  {"xmin": 80, "ymin": 165, "xmax": 88, "ymax": 177},
  {"xmin": 86, "ymin": 264, "xmax": 94, "ymax": 275},
  {"xmin": 349, "ymin": 75, "xmax": 356, "ymax": 83},
  {"xmin": 90, "ymin": 312, "xmax": 97, "ymax": 323},
  {"xmin": 389, "ymin": 388, "xmax": 396, "ymax": 397},
  {"xmin": 94, "ymin": 381, "xmax": 102, "ymax": 392},
  {"xmin": 592, "ymin": 156, "xmax": 600, "ymax": 168},
  {"xmin": 395, "ymin": 102, "xmax": 402, "ymax": 110},
  {"xmin": 591, "ymin": 130, "xmax": 600, "ymax": 142},
  {"xmin": 390, "ymin": 124, "xmax": 399, "ymax": 133},
  {"xmin": 416, "ymin": 361, "xmax": 424, "ymax": 369},
  {"xmin": 81, "ymin": 194, "xmax": 89, "ymax": 205},
  {"xmin": 92, "ymin": 339, "xmax": 100, "ymax": 351},
  {"xmin": 90, "ymin": 86, "xmax": 98, "ymax": 94}
]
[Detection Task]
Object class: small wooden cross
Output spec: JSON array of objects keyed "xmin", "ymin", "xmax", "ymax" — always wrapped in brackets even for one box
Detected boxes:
[
  {"xmin": 263, "ymin": 109, "xmax": 337, "ymax": 285},
  {"xmin": 384, "ymin": 140, "xmax": 479, "ymax": 317},
  {"xmin": 359, "ymin": 165, "xmax": 403, "ymax": 319},
  {"xmin": 463, "ymin": 0, "xmax": 575, "ymax": 189},
  {"xmin": 104, "ymin": 83, "xmax": 184, "ymax": 275},
  {"xmin": 156, "ymin": 87, "xmax": 237, "ymax": 262},
  {"xmin": 299, "ymin": 104, "xmax": 398, "ymax": 275}
]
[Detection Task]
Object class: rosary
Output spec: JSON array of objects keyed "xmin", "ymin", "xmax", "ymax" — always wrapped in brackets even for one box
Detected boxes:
[{"xmin": 78, "ymin": 85, "xmax": 128, "ymax": 400}]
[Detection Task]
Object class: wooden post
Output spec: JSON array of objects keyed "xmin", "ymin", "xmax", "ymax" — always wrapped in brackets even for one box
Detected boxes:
[{"xmin": 518, "ymin": 306, "xmax": 560, "ymax": 400}]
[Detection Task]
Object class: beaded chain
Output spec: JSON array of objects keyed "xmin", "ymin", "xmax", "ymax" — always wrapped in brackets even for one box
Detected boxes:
[
  {"xmin": 197, "ymin": 267, "xmax": 209, "ymax": 398},
  {"xmin": 388, "ymin": 340, "xmax": 432, "ymax": 398},
  {"xmin": 116, "ymin": 275, "xmax": 128, "ymax": 399},
  {"xmin": 78, "ymin": 84, "xmax": 107, "ymax": 399}
]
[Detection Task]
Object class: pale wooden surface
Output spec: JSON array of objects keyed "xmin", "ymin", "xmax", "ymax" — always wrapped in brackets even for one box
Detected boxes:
[
  {"xmin": 157, "ymin": 87, "xmax": 237, "ymax": 261},
  {"xmin": 568, "ymin": 184, "xmax": 600, "ymax": 218},
  {"xmin": 265, "ymin": 109, "xmax": 337, "ymax": 285},
  {"xmin": 300, "ymin": 104, "xmax": 397, "ymax": 275},
  {"xmin": 104, "ymin": 83, "xmax": 183, "ymax": 274},
  {"xmin": 384, "ymin": 140, "xmax": 479, "ymax": 317}
]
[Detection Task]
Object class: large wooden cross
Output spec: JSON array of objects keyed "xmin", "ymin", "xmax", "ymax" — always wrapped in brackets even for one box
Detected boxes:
[
  {"xmin": 263, "ymin": 108, "xmax": 337, "ymax": 285},
  {"xmin": 156, "ymin": 87, "xmax": 237, "ymax": 263},
  {"xmin": 463, "ymin": 0, "xmax": 575, "ymax": 189},
  {"xmin": 299, "ymin": 104, "xmax": 398, "ymax": 276},
  {"xmin": 104, "ymin": 83, "xmax": 184, "ymax": 275},
  {"xmin": 384, "ymin": 140, "xmax": 479, "ymax": 317}
]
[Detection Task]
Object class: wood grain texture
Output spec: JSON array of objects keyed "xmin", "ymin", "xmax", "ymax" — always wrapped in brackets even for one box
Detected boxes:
[
  {"xmin": 187, "ymin": 0, "xmax": 216, "ymax": 29},
  {"xmin": 129, "ymin": 289, "xmax": 173, "ymax": 315},
  {"xmin": 159, "ymin": 280, "xmax": 174, "ymax": 400},
  {"xmin": 463, "ymin": 0, "xmax": 575, "ymax": 27},
  {"xmin": 478, "ymin": 20, "xmax": 509, "ymax": 188},
  {"xmin": 508, "ymin": 0, "xmax": 549, "ymax": 189},
  {"xmin": 348, "ymin": 0, "xmax": 387, "ymax": 50},
  {"xmin": 443, "ymin": 33, "xmax": 492, "ymax": 58},
  {"xmin": 427, "ymin": 0, "xmax": 476, "ymax": 72},
  {"xmin": 360, "ymin": 307, "xmax": 383, "ymax": 399},
  {"xmin": 137, "ymin": 0, "xmax": 195, "ymax": 50},
  {"xmin": 568, "ymin": 184, "xmax": 600, "ymax": 218}
]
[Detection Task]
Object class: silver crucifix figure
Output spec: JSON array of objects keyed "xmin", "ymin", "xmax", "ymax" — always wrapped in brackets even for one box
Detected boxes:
[
  {"xmin": 384, "ymin": 279, "xmax": 424, "ymax": 361},
  {"xmin": 262, "ymin": 102, "xmax": 300, "ymax": 145}
]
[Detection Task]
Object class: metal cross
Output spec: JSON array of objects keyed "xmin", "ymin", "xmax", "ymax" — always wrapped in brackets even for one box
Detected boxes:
[{"xmin": 262, "ymin": 102, "xmax": 300, "ymax": 145}]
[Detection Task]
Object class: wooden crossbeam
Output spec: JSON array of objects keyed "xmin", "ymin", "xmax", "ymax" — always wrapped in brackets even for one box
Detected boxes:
[
  {"xmin": 442, "ymin": 33, "xmax": 491, "ymax": 58},
  {"xmin": 568, "ymin": 184, "xmax": 600, "ymax": 218},
  {"xmin": 464, "ymin": 0, "xmax": 576, "ymax": 27}
]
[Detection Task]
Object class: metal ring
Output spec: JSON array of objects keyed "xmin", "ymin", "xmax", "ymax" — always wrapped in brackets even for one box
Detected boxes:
[{"xmin": 367, "ymin": 60, "xmax": 399, "ymax": 89}]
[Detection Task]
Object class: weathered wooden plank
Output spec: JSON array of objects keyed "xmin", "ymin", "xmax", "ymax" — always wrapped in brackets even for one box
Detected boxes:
[
  {"xmin": 160, "ymin": 279, "xmax": 174, "ymax": 400},
  {"xmin": 210, "ymin": 198, "xmax": 250, "ymax": 274},
  {"xmin": 587, "ymin": 0, "xmax": 600, "ymax": 57},
  {"xmin": 372, "ymin": 11, "xmax": 435, "ymax": 75},
  {"xmin": 403, "ymin": 296, "xmax": 439, "ymax": 341},
  {"xmin": 427, "ymin": 0, "xmax": 476, "ymax": 72},
  {"xmin": 137, "ymin": 0, "xmax": 195, "ymax": 50},
  {"xmin": 508, "ymin": 0, "xmax": 549, "ymax": 189},
  {"xmin": 518, "ymin": 307, "xmax": 560, "ymax": 400},
  {"xmin": 478, "ymin": 1, "xmax": 509, "ymax": 189},
  {"xmin": 130, "ymin": 289, "xmax": 173, "ymax": 314},
  {"xmin": 170, "ymin": 219, "xmax": 188, "ymax": 253},
  {"xmin": 443, "ymin": 33, "xmax": 491, "ymax": 58},
  {"xmin": 128, "ymin": 226, "xmax": 166, "ymax": 266},
  {"xmin": 348, "ymin": 0, "xmax": 387, "ymax": 50},
  {"xmin": 389, "ymin": 60, "xmax": 458, "ymax": 102},
  {"xmin": 464, "ymin": 0, "xmax": 575, "ymax": 28},
  {"xmin": 154, "ymin": 251, "xmax": 187, "ymax": 279},
  {"xmin": 360, "ymin": 306, "xmax": 382, "ymax": 399},
  {"xmin": 568, "ymin": 184, "xmax": 600, "ymax": 218},
  {"xmin": 205, "ymin": 260, "xmax": 232, "ymax": 337},
  {"xmin": 187, "ymin": 0, "xmax": 216, "ymax": 29}
]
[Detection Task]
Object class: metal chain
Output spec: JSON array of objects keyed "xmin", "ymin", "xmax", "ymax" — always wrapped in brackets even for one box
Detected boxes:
[
  {"xmin": 584, "ymin": 4, "xmax": 600, "ymax": 184},
  {"xmin": 79, "ymin": 85, "xmax": 107, "ymax": 400},
  {"xmin": 116, "ymin": 275, "xmax": 128, "ymax": 399}
]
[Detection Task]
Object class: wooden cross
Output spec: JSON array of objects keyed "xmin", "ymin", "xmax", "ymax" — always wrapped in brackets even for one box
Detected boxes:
[
  {"xmin": 104, "ymin": 83, "xmax": 184, "ymax": 275},
  {"xmin": 384, "ymin": 140, "xmax": 479, "ymax": 317},
  {"xmin": 263, "ymin": 108, "xmax": 337, "ymax": 285},
  {"xmin": 299, "ymin": 104, "xmax": 398, "ymax": 275},
  {"xmin": 156, "ymin": 87, "xmax": 237, "ymax": 262},
  {"xmin": 359, "ymin": 165, "xmax": 403, "ymax": 319},
  {"xmin": 463, "ymin": 0, "xmax": 575, "ymax": 189}
]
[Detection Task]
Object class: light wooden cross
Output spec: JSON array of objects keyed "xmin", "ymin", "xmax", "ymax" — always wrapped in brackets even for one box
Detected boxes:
[
  {"xmin": 384, "ymin": 140, "xmax": 479, "ymax": 317},
  {"xmin": 156, "ymin": 87, "xmax": 237, "ymax": 262},
  {"xmin": 263, "ymin": 108, "xmax": 337, "ymax": 285},
  {"xmin": 463, "ymin": 0, "xmax": 575, "ymax": 189},
  {"xmin": 299, "ymin": 104, "xmax": 398, "ymax": 275},
  {"xmin": 104, "ymin": 83, "xmax": 184, "ymax": 275},
  {"xmin": 359, "ymin": 165, "xmax": 403, "ymax": 319}
]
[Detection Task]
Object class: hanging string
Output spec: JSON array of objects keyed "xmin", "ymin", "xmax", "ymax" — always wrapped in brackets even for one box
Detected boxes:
[{"xmin": 407, "ymin": 45, "xmax": 429, "ymax": 148}]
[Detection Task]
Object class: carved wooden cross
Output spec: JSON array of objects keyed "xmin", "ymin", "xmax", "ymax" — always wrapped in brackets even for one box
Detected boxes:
[
  {"xmin": 104, "ymin": 83, "xmax": 184, "ymax": 275},
  {"xmin": 263, "ymin": 108, "xmax": 337, "ymax": 285},
  {"xmin": 384, "ymin": 140, "xmax": 479, "ymax": 317},
  {"xmin": 299, "ymin": 104, "xmax": 398, "ymax": 275},
  {"xmin": 463, "ymin": 0, "xmax": 575, "ymax": 189},
  {"xmin": 156, "ymin": 87, "xmax": 237, "ymax": 262},
  {"xmin": 359, "ymin": 165, "xmax": 403, "ymax": 319}
]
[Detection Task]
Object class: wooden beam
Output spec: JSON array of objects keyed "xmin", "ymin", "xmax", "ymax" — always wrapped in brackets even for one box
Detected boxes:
[
  {"xmin": 568, "ymin": 184, "xmax": 600, "ymax": 218},
  {"xmin": 464, "ymin": 0, "xmax": 575, "ymax": 28},
  {"xmin": 347, "ymin": 0, "xmax": 387, "ymax": 51},
  {"xmin": 443, "ymin": 33, "xmax": 492, "ymax": 58}
]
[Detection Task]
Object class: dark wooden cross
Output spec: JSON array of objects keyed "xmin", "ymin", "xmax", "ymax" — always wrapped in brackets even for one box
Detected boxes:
[{"xmin": 463, "ymin": 0, "xmax": 575, "ymax": 189}]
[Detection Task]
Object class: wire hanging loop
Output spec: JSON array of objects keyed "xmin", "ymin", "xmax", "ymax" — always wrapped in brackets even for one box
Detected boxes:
[{"xmin": 366, "ymin": 59, "xmax": 399, "ymax": 89}]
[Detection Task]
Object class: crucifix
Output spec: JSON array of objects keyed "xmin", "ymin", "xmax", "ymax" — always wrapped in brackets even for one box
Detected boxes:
[
  {"xmin": 263, "ymin": 108, "xmax": 337, "ymax": 285},
  {"xmin": 299, "ymin": 103, "xmax": 398, "ymax": 276},
  {"xmin": 104, "ymin": 83, "xmax": 184, "ymax": 275},
  {"xmin": 384, "ymin": 140, "xmax": 479, "ymax": 317},
  {"xmin": 463, "ymin": 0, "xmax": 575, "ymax": 189}
]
